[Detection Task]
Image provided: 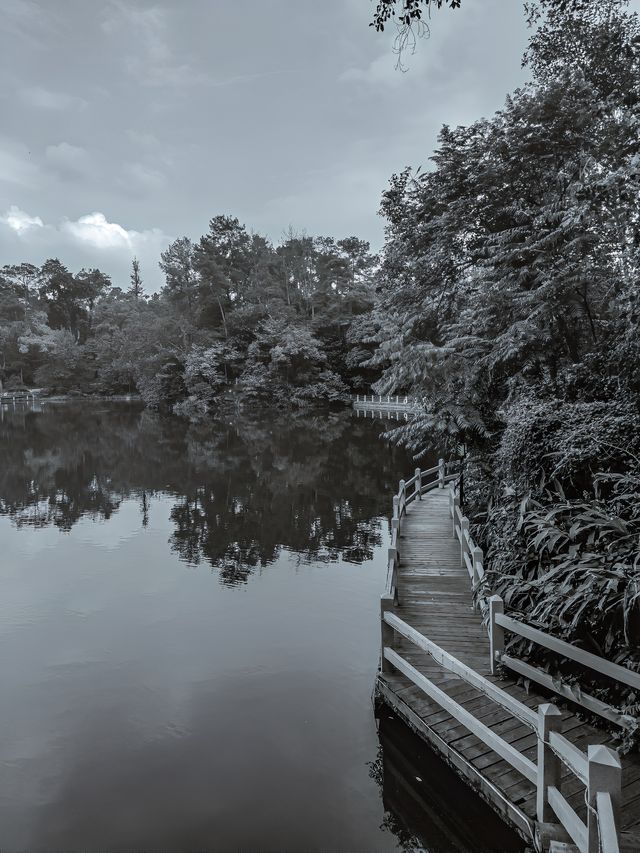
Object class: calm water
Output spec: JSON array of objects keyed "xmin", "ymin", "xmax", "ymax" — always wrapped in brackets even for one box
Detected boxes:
[{"xmin": 0, "ymin": 402, "xmax": 522, "ymax": 852}]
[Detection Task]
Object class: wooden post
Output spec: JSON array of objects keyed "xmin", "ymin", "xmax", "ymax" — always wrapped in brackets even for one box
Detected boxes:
[
  {"xmin": 415, "ymin": 467, "xmax": 422, "ymax": 501},
  {"xmin": 489, "ymin": 595, "xmax": 504, "ymax": 675},
  {"xmin": 536, "ymin": 703, "xmax": 563, "ymax": 822},
  {"xmin": 438, "ymin": 457, "xmax": 445, "ymax": 488},
  {"xmin": 587, "ymin": 744, "xmax": 622, "ymax": 853},
  {"xmin": 472, "ymin": 546, "xmax": 483, "ymax": 590},
  {"xmin": 399, "ymin": 480, "xmax": 405, "ymax": 516},
  {"xmin": 460, "ymin": 517, "xmax": 469, "ymax": 566},
  {"xmin": 396, "ymin": 396, "xmax": 399, "ymax": 406},
  {"xmin": 392, "ymin": 495, "xmax": 399, "ymax": 519},
  {"xmin": 452, "ymin": 493, "xmax": 460, "ymax": 536},
  {"xmin": 380, "ymin": 594, "xmax": 395, "ymax": 673}
]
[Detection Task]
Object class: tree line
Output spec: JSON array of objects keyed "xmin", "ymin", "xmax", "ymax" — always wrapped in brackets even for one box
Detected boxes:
[{"xmin": 0, "ymin": 222, "xmax": 382, "ymax": 413}]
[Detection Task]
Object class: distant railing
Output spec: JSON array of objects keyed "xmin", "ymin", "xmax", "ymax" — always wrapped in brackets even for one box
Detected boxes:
[
  {"xmin": 352, "ymin": 393, "xmax": 419, "ymax": 410},
  {"xmin": 379, "ymin": 463, "xmax": 633, "ymax": 852},
  {"xmin": 0, "ymin": 390, "xmax": 39, "ymax": 404}
]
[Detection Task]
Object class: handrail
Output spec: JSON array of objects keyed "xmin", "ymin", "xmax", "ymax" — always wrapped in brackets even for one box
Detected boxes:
[
  {"xmin": 385, "ymin": 611, "xmax": 537, "ymax": 728},
  {"xmin": 597, "ymin": 792, "xmax": 620, "ymax": 853},
  {"xmin": 494, "ymin": 613, "xmax": 640, "ymax": 692},
  {"xmin": 383, "ymin": 646, "xmax": 537, "ymax": 784}
]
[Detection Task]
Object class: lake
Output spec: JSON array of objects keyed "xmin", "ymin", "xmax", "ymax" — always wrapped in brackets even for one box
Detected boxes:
[{"xmin": 0, "ymin": 401, "xmax": 522, "ymax": 851}]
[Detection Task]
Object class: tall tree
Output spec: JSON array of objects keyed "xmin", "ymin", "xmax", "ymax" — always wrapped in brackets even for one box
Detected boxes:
[{"xmin": 129, "ymin": 257, "xmax": 144, "ymax": 301}]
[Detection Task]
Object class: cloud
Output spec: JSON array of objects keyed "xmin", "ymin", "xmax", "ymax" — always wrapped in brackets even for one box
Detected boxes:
[
  {"xmin": 126, "ymin": 129, "xmax": 161, "ymax": 149},
  {"xmin": 3, "ymin": 0, "xmax": 53, "ymax": 46},
  {"xmin": 0, "ymin": 205, "xmax": 44, "ymax": 235},
  {"xmin": 0, "ymin": 139, "xmax": 40, "ymax": 187},
  {"xmin": 62, "ymin": 212, "xmax": 134, "ymax": 249},
  {"xmin": 0, "ymin": 207, "xmax": 170, "ymax": 290},
  {"xmin": 45, "ymin": 142, "xmax": 92, "ymax": 178},
  {"xmin": 119, "ymin": 162, "xmax": 167, "ymax": 195},
  {"xmin": 101, "ymin": 2, "xmax": 209, "ymax": 88},
  {"xmin": 20, "ymin": 86, "xmax": 87, "ymax": 111}
]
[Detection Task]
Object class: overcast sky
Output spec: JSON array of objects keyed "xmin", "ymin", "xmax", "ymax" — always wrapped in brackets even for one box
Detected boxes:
[{"xmin": 0, "ymin": 0, "xmax": 556, "ymax": 291}]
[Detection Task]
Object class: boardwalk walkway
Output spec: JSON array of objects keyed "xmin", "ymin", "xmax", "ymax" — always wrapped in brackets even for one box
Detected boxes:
[{"xmin": 376, "ymin": 486, "xmax": 640, "ymax": 851}]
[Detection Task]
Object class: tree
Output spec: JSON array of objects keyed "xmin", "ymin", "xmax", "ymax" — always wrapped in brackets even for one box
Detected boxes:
[
  {"xmin": 369, "ymin": 0, "xmax": 606, "ymax": 67},
  {"xmin": 129, "ymin": 257, "xmax": 144, "ymax": 300}
]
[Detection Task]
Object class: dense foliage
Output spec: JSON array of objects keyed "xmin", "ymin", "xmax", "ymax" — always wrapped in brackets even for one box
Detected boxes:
[
  {"xmin": 0, "ymin": 223, "xmax": 380, "ymax": 411},
  {"xmin": 370, "ymin": 0, "xmax": 640, "ymax": 737}
]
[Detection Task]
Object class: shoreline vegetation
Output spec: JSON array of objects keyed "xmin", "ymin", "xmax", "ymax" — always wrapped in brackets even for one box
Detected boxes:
[{"xmin": 2, "ymin": 3, "xmax": 639, "ymax": 746}]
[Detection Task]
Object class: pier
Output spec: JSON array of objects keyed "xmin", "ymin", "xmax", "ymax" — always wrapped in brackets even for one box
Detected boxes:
[{"xmin": 376, "ymin": 463, "xmax": 640, "ymax": 852}]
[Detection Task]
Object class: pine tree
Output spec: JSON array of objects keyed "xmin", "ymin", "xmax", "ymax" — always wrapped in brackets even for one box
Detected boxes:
[{"xmin": 129, "ymin": 257, "xmax": 143, "ymax": 301}]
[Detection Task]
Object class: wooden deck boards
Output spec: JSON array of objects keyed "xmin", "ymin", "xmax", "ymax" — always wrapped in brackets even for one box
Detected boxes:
[{"xmin": 376, "ymin": 488, "xmax": 640, "ymax": 842}]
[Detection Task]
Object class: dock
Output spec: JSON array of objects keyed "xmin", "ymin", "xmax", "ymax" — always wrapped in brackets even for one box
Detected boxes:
[
  {"xmin": 352, "ymin": 393, "xmax": 418, "ymax": 414},
  {"xmin": 376, "ymin": 464, "xmax": 640, "ymax": 852},
  {"xmin": 0, "ymin": 390, "xmax": 39, "ymax": 404}
]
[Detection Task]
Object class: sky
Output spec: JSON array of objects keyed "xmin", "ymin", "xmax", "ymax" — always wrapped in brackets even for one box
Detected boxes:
[{"xmin": 0, "ymin": 0, "xmax": 543, "ymax": 291}]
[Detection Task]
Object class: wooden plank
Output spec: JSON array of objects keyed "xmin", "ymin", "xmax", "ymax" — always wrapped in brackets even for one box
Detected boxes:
[
  {"xmin": 548, "ymin": 786, "xmax": 588, "ymax": 852},
  {"xmin": 496, "ymin": 615, "xmax": 640, "ymax": 692},
  {"xmin": 384, "ymin": 648, "xmax": 538, "ymax": 785},
  {"xmin": 549, "ymin": 731, "xmax": 588, "ymax": 786},
  {"xmin": 499, "ymin": 654, "xmax": 637, "ymax": 730}
]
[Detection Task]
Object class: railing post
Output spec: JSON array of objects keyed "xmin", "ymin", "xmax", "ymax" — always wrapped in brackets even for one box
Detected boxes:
[
  {"xmin": 460, "ymin": 517, "xmax": 469, "ymax": 566},
  {"xmin": 399, "ymin": 480, "xmax": 405, "ymax": 516},
  {"xmin": 438, "ymin": 457, "xmax": 445, "ymax": 488},
  {"xmin": 472, "ymin": 545, "xmax": 483, "ymax": 592},
  {"xmin": 536, "ymin": 703, "xmax": 563, "ymax": 822},
  {"xmin": 380, "ymin": 593, "xmax": 395, "ymax": 673},
  {"xmin": 488, "ymin": 595, "xmax": 504, "ymax": 675},
  {"xmin": 415, "ymin": 467, "xmax": 422, "ymax": 501},
  {"xmin": 587, "ymin": 745, "xmax": 622, "ymax": 853},
  {"xmin": 452, "ymin": 493, "xmax": 460, "ymax": 536}
]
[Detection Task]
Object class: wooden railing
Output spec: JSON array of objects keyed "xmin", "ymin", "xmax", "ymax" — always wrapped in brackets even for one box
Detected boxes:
[
  {"xmin": 489, "ymin": 603, "xmax": 640, "ymax": 733},
  {"xmin": 380, "ymin": 608, "xmax": 624, "ymax": 851},
  {"xmin": 0, "ymin": 390, "xmax": 38, "ymax": 403},
  {"xmin": 383, "ymin": 458, "xmax": 457, "ymax": 605},
  {"xmin": 352, "ymin": 393, "xmax": 418, "ymax": 409},
  {"xmin": 379, "ymin": 464, "xmax": 634, "ymax": 852}
]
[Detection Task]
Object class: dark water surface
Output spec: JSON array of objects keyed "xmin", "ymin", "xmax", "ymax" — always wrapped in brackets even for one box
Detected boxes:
[{"xmin": 0, "ymin": 402, "xmax": 522, "ymax": 852}]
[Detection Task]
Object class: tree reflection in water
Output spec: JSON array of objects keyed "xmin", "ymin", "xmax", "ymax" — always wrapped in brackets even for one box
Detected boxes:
[{"xmin": 0, "ymin": 401, "xmax": 410, "ymax": 584}]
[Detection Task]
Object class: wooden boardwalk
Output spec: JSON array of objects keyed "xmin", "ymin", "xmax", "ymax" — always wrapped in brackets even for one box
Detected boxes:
[{"xmin": 376, "ymin": 486, "xmax": 640, "ymax": 852}]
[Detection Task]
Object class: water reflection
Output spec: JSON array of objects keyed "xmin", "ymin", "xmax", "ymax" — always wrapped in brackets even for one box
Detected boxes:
[
  {"xmin": 0, "ymin": 402, "xmax": 523, "ymax": 852},
  {"xmin": 0, "ymin": 402, "xmax": 404, "ymax": 584}
]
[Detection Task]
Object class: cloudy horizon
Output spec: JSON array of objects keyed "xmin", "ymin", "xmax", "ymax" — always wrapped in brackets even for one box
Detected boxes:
[{"xmin": 1, "ymin": 0, "xmax": 555, "ymax": 291}]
